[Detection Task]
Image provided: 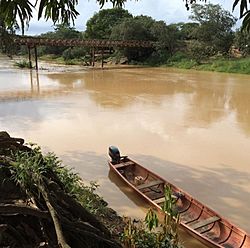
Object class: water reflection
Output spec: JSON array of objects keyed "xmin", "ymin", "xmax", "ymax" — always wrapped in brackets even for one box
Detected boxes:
[
  {"xmin": 30, "ymin": 69, "xmax": 40, "ymax": 93},
  {"xmin": 42, "ymin": 68, "xmax": 250, "ymax": 135},
  {"xmin": 3, "ymin": 67, "xmax": 249, "ymax": 135},
  {"xmin": 0, "ymin": 70, "xmax": 73, "ymax": 102}
]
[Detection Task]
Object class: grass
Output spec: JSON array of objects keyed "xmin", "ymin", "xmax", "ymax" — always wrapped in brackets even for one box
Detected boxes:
[
  {"xmin": 166, "ymin": 56, "xmax": 250, "ymax": 74},
  {"xmin": 197, "ymin": 57, "xmax": 250, "ymax": 74},
  {"xmin": 167, "ymin": 58, "xmax": 198, "ymax": 69}
]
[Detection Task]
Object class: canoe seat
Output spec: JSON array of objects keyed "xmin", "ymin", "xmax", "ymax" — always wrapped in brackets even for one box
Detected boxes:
[
  {"xmin": 153, "ymin": 195, "xmax": 178, "ymax": 205},
  {"xmin": 189, "ymin": 216, "xmax": 221, "ymax": 230},
  {"xmin": 137, "ymin": 180, "xmax": 163, "ymax": 190},
  {"xmin": 114, "ymin": 161, "xmax": 134, "ymax": 169}
]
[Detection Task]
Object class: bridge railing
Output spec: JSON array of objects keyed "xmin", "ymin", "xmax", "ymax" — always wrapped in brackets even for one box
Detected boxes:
[{"xmin": 13, "ymin": 37, "xmax": 155, "ymax": 48}]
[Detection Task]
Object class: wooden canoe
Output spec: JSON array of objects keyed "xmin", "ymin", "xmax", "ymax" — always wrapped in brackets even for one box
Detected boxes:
[{"xmin": 108, "ymin": 152, "xmax": 250, "ymax": 248}]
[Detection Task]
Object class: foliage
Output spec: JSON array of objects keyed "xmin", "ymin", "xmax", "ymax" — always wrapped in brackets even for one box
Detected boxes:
[
  {"xmin": 168, "ymin": 52, "xmax": 189, "ymax": 62},
  {"xmin": 196, "ymin": 57, "xmax": 250, "ymax": 74},
  {"xmin": 133, "ymin": 15, "xmax": 155, "ymax": 38},
  {"xmin": 234, "ymin": 29, "xmax": 250, "ymax": 55},
  {"xmin": 0, "ymin": 0, "xmax": 33, "ymax": 35},
  {"xmin": 190, "ymin": 4, "xmax": 237, "ymax": 54},
  {"xmin": 0, "ymin": 0, "xmax": 249, "ymax": 36},
  {"xmin": 0, "ymin": 18, "xmax": 16, "ymax": 55},
  {"xmin": 37, "ymin": 24, "xmax": 81, "ymax": 56},
  {"xmin": 62, "ymin": 47, "xmax": 88, "ymax": 61},
  {"xmin": 167, "ymin": 54, "xmax": 250, "ymax": 74},
  {"xmin": 121, "ymin": 218, "xmax": 159, "ymax": 248},
  {"xmin": 14, "ymin": 60, "xmax": 31, "ymax": 68},
  {"xmin": 85, "ymin": 8, "xmax": 132, "ymax": 39},
  {"xmin": 110, "ymin": 16, "xmax": 179, "ymax": 63},
  {"xmin": 10, "ymin": 145, "xmax": 108, "ymax": 215},
  {"xmin": 187, "ymin": 40, "xmax": 215, "ymax": 63},
  {"xmin": 168, "ymin": 58, "xmax": 198, "ymax": 69},
  {"xmin": 151, "ymin": 21, "xmax": 179, "ymax": 56},
  {"xmin": 110, "ymin": 18, "xmax": 152, "ymax": 61},
  {"xmin": 122, "ymin": 186, "xmax": 181, "ymax": 248},
  {"xmin": 0, "ymin": 0, "xmax": 79, "ymax": 35},
  {"xmin": 232, "ymin": 0, "xmax": 250, "ymax": 31},
  {"xmin": 174, "ymin": 22, "xmax": 199, "ymax": 40}
]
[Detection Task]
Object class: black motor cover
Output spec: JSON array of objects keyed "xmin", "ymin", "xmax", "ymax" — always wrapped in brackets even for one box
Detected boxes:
[{"xmin": 108, "ymin": 146, "xmax": 120, "ymax": 164}]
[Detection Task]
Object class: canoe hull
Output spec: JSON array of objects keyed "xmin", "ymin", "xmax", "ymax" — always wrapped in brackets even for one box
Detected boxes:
[{"xmin": 108, "ymin": 157, "xmax": 250, "ymax": 248}]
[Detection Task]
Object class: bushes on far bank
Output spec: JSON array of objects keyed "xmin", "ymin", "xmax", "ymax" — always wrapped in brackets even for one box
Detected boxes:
[{"xmin": 166, "ymin": 53, "xmax": 250, "ymax": 74}]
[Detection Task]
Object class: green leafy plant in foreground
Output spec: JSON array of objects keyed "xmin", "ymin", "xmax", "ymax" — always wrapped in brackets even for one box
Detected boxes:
[
  {"xmin": 10, "ymin": 144, "xmax": 106, "ymax": 215},
  {"xmin": 122, "ymin": 186, "xmax": 181, "ymax": 248}
]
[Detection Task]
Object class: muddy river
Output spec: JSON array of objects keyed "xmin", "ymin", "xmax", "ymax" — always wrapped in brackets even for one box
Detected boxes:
[{"xmin": 0, "ymin": 56, "xmax": 249, "ymax": 247}]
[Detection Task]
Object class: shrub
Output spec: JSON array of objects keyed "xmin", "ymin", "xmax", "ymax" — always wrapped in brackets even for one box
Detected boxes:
[
  {"xmin": 14, "ymin": 60, "xmax": 31, "ymax": 68},
  {"xmin": 62, "ymin": 47, "xmax": 88, "ymax": 61},
  {"xmin": 188, "ymin": 40, "xmax": 215, "ymax": 63}
]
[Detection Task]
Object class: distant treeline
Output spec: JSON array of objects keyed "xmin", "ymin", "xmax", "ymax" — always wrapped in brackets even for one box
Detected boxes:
[{"xmin": 3, "ymin": 4, "xmax": 250, "ymax": 69}]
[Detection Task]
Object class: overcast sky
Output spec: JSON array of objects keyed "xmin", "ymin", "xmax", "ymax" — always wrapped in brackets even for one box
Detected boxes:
[{"xmin": 25, "ymin": 0, "xmax": 241, "ymax": 35}]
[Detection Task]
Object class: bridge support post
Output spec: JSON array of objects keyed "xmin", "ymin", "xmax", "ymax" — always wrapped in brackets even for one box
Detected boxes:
[
  {"xmin": 34, "ymin": 46, "xmax": 38, "ymax": 71},
  {"xmin": 92, "ymin": 47, "xmax": 95, "ymax": 67},
  {"xmin": 28, "ymin": 46, "xmax": 32, "ymax": 69},
  {"xmin": 101, "ymin": 48, "xmax": 104, "ymax": 68}
]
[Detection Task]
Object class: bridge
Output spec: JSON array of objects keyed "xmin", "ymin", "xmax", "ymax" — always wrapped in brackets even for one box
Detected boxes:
[
  {"xmin": 13, "ymin": 37, "xmax": 155, "ymax": 48},
  {"xmin": 12, "ymin": 36, "xmax": 155, "ymax": 69}
]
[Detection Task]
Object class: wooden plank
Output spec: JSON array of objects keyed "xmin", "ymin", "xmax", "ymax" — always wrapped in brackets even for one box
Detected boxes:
[
  {"xmin": 137, "ymin": 180, "xmax": 163, "ymax": 190},
  {"xmin": 114, "ymin": 161, "xmax": 134, "ymax": 169},
  {"xmin": 154, "ymin": 194, "xmax": 178, "ymax": 205},
  {"xmin": 154, "ymin": 197, "xmax": 165, "ymax": 204},
  {"xmin": 189, "ymin": 216, "xmax": 220, "ymax": 230}
]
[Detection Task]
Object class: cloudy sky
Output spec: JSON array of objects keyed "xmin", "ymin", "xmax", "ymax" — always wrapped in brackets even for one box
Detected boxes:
[{"xmin": 25, "ymin": 0, "xmax": 241, "ymax": 35}]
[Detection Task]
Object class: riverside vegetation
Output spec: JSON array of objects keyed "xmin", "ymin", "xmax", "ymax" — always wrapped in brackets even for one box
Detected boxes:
[
  {"xmin": 6, "ymin": 4, "xmax": 250, "ymax": 74},
  {"xmin": 0, "ymin": 131, "xmax": 182, "ymax": 248}
]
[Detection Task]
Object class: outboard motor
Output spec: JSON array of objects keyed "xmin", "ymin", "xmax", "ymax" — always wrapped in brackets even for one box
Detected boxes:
[{"xmin": 109, "ymin": 146, "xmax": 121, "ymax": 164}]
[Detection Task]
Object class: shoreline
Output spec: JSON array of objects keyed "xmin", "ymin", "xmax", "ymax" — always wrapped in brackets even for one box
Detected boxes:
[{"xmin": 2, "ymin": 53, "xmax": 250, "ymax": 75}]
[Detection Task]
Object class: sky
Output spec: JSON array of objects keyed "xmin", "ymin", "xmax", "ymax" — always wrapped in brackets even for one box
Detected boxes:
[{"xmin": 25, "ymin": 0, "xmax": 241, "ymax": 35}]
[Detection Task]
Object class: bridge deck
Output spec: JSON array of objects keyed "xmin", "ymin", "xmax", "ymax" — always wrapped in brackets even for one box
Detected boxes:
[{"xmin": 13, "ymin": 37, "xmax": 155, "ymax": 48}]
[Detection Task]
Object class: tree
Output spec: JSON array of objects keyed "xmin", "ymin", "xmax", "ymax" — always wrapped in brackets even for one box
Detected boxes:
[
  {"xmin": 190, "ymin": 4, "xmax": 237, "ymax": 54},
  {"xmin": 0, "ymin": 0, "xmax": 79, "ymax": 35},
  {"xmin": 0, "ymin": 0, "xmax": 249, "ymax": 35},
  {"xmin": 0, "ymin": 18, "xmax": 16, "ymax": 55},
  {"xmin": 85, "ymin": 8, "xmax": 132, "ymax": 39},
  {"xmin": 38, "ymin": 24, "xmax": 81, "ymax": 55},
  {"xmin": 234, "ymin": 30, "xmax": 250, "ymax": 55},
  {"xmin": 110, "ymin": 17, "xmax": 179, "ymax": 63},
  {"xmin": 133, "ymin": 15, "xmax": 156, "ymax": 36},
  {"xmin": 150, "ymin": 21, "xmax": 179, "ymax": 56},
  {"xmin": 110, "ymin": 18, "xmax": 152, "ymax": 61},
  {"xmin": 174, "ymin": 22, "xmax": 200, "ymax": 40},
  {"xmin": 188, "ymin": 40, "xmax": 215, "ymax": 63}
]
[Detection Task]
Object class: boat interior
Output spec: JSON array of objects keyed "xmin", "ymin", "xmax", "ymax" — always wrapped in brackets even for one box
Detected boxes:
[{"xmin": 112, "ymin": 158, "xmax": 250, "ymax": 248}]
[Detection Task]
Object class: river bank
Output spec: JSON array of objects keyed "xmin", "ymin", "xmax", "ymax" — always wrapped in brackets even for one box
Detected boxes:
[
  {"xmin": 0, "ymin": 131, "xmax": 124, "ymax": 247},
  {"xmin": 0, "ymin": 132, "xmax": 186, "ymax": 248},
  {"xmin": 165, "ymin": 56, "xmax": 250, "ymax": 75},
  {"xmin": 39, "ymin": 54, "xmax": 250, "ymax": 75},
  {"xmin": 6, "ymin": 52, "xmax": 250, "ymax": 75}
]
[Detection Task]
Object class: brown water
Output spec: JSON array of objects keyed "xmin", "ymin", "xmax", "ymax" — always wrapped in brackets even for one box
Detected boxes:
[{"xmin": 1, "ymin": 57, "xmax": 250, "ymax": 246}]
